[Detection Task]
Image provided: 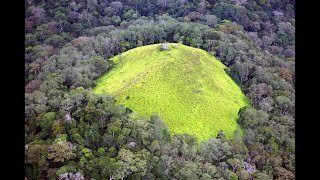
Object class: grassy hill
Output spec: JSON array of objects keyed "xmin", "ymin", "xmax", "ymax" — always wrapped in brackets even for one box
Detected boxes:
[{"xmin": 94, "ymin": 43, "xmax": 250, "ymax": 141}]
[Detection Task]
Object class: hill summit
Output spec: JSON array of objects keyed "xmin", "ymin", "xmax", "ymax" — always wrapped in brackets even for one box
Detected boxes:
[{"xmin": 94, "ymin": 43, "xmax": 250, "ymax": 141}]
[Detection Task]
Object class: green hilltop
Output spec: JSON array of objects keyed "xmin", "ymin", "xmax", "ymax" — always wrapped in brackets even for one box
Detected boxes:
[{"xmin": 94, "ymin": 43, "xmax": 250, "ymax": 141}]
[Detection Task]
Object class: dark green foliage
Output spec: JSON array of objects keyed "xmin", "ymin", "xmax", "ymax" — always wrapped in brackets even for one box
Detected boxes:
[{"xmin": 25, "ymin": 0, "xmax": 294, "ymax": 179}]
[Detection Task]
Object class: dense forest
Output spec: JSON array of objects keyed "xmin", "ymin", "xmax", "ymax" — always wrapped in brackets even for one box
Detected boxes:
[{"xmin": 25, "ymin": 0, "xmax": 295, "ymax": 179}]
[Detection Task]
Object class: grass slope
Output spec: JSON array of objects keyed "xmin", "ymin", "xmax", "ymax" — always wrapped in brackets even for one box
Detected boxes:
[{"xmin": 94, "ymin": 43, "xmax": 250, "ymax": 141}]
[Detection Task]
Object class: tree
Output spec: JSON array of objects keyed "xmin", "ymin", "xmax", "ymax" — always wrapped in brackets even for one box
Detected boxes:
[
  {"xmin": 200, "ymin": 138, "xmax": 231, "ymax": 164},
  {"xmin": 203, "ymin": 14, "xmax": 219, "ymax": 27},
  {"xmin": 273, "ymin": 167, "xmax": 295, "ymax": 180},
  {"xmin": 275, "ymin": 96, "xmax": 294, "ymax": 115},
  {"xmin": 25, "ymin": 80, "xmax": 43, "ymax": 93},
  {"xmin": 44, "ymin": 34, "xmax": 66, "ymax": 48},
  {"xmin": 87, "ymin": 0, "xmax": 98, "ymax": 12},
  {"xmin": 238, "ymin": 107, "xmax": 269, "ymax": 129},
  {"xmin": 233, "ymin": 61, "xmax": 253, "ymax": 83},
  {"xmin": 25, "ymin": 1, "xmax": 295, "ymax": 178},
  {"xmin": 59, "ymin": 172, "xmax": 84, "ymax": 180},
  {"xmin": 247, "ymin": 83, "xmax": 273, "ymax": 107},
  {"xmin": 115, "ymin": 149, "xmax": 149, "ymax": 179},
  {"xmin": 25, "ymin": 143, "xmax": 49, "ymax": 179},
  {"xmin": 177, "ymin": 161, "xmax": 202, "ymax": 179},
  {"xmin": 29, "ymin": 6, "xmax": 47, "ymax": 25},
  {"xmin": 273, "ymin": 22, "xmax": 294, "ymax": 47},
  {"xmin": 90, "ymin": 56, "xmax": 112, "ymax": 77},
  {"xmin": 186, "ymin": 11, "xmax": 204, "ymax": 22},
  {"xmin": 161, "ymin": 42, "xmax": 169, "ymax": 50},
  {"xmin": 110, "ymin": 1, "xmax": 123, "ymax": 15},
  {"xmin": 83, "ymin": 124, "xmax": 101, "ymax": 148},
  {"xmin": 54, "ymin": 11, "xmax": 69, "ymax": 33},
  {"xmin": 258, "ymin": 97, "xmax": 274, "ymax": 112},
  {"xmin": 236, "ymin": 169, "xmax": 250, "ymax": 180},
  {"xmin": 202, "ymin": 163, "xmax": 218, "ymax": 179},
  {"xmin": 228, "ymin": 138, "xmax": 249, "ymax": 158},
  {"xmin": 149, "ymin": 140, "xmax": 161, "ymax": 153},
  {"xmin": 261, "ymin": 35, "xmax": 274, "ymax": 49},
  {"xmin": 48, "ymin": 135, "xmax": 76, "ymax": 163},
  {"xmin": 37, "ymin": 112, "xmax": 57, "ymax": 138}
]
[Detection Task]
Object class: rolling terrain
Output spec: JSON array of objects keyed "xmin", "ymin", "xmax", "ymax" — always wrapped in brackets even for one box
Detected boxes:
[{"xmin": 94, "ymin": 43, "xmax": 250, "ymax": 141}]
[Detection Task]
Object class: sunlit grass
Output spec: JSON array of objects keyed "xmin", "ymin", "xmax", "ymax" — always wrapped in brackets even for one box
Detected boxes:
[{"xmin": 94, "ymin": 43, "xmax": 250, "ymax": 141}]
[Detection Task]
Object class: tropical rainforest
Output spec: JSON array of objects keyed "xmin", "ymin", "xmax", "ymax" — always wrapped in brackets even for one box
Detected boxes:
[
  {"xmin": 94, "ymin": 43, "xmax": 251, "ymax": 141},
  {"xmin": 25, "ymin": 0, "xmax": 295, "ymax": 179}
]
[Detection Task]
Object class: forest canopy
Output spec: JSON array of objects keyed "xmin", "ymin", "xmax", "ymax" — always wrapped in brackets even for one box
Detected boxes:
[
  {"xmin": 93, "ymin": 43, "xmax": 251, "ymax": 141},
  {"xmin": 25, "ymin": 0, "xmax": 295, "ymax": 179}
]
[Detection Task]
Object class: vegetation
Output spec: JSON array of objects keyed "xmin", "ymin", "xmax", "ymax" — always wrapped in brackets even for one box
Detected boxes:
[
  {"xmin": 25, "ymin": 0, "xmax": 295, "ymax": 179},
  {"xmin": 94, "ymin": 43, "xmax": 250, "ymax": 141}
]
